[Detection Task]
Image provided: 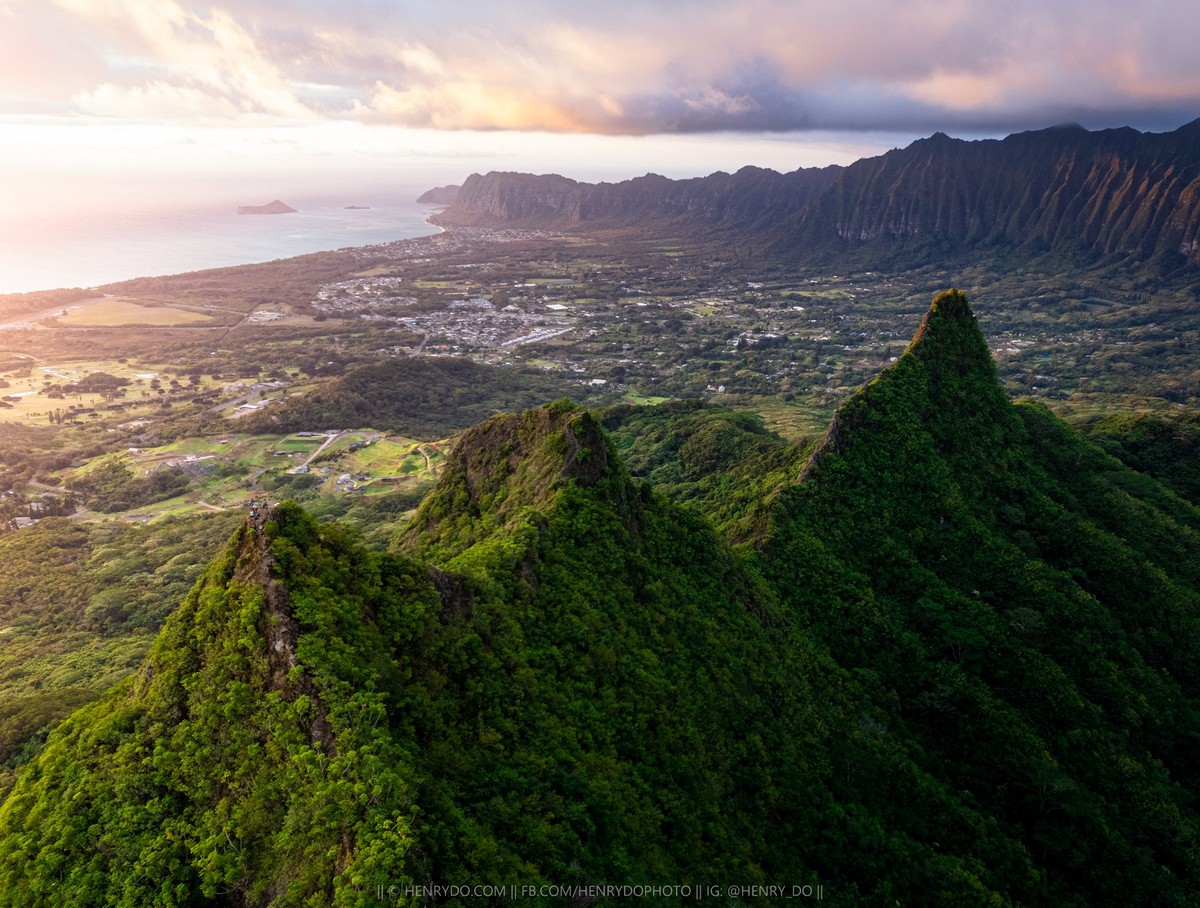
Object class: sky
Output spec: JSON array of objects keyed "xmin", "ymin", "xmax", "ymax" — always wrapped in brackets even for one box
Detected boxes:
[{"xmin": 2, "ymin": 0, "xmax": 1199, "ymax": 200}]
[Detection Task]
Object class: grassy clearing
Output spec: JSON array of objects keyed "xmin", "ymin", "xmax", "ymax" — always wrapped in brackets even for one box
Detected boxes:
[
  {"xmin": 738, "ymin": 397, "xmax": 829, "ymax": 443},
  {"xmin": 624, "ymin": 390, "xmax": 668, "ymax": 406},
  {"xmin": 0, "ymin": 358, "xmax": 231, "ymax": 425},
  {"xmin": 272, "ymin": 436, "xmax": 324, "ymax": 454},
  {"xmin": 149, "ymin": 436, "xmax": 233, "ymax": 457},
  {"xmin": 224, "ymin": 436, "xmax": 288, "ymax": 468},
  {"xmin": 58, "ymin": 299, "xmax": 213, "ymax": 327},
  {"xmin": 337, "ymin": 437, "xmax": 414, "ymax": 470}
]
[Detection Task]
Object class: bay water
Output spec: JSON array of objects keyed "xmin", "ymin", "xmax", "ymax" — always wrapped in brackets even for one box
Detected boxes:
[{"xmin": 0, "ymin": 186, "xmax": 443, "ymax": 294}]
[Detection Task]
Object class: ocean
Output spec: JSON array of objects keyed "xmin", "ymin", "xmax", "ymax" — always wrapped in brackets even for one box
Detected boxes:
[{"xmin": 0, "ymin": 187, "xmax": 443, "ymax": 295}]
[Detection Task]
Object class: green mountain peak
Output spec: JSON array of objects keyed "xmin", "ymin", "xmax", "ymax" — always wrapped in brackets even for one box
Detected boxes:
[
  {"xmin": 801, "ymin": 288, "xmax": 1018, "ymax": 491},
  {"xmin": 0, "ymin": 504, "xmax": 425, "ymax": 905},
  {"xmin": 402, "ymin": 398, "xmax": 641, "ymax": 567},
  {"xmin": 902, "ymin": 287, "xmax": 996, "ymax": 380}
]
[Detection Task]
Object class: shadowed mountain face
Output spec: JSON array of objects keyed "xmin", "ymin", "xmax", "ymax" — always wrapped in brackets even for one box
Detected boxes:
[
  {"xmin": 438, "ymin": 165, "xmax": 838, "ymax": 232},
  {"xmin": 438, "ymin": 121, "xmax": 1200, "ymax": 272},
  {"xmin": 2, "ymin": 292, "xmax": 1199, "ymax": 906}
]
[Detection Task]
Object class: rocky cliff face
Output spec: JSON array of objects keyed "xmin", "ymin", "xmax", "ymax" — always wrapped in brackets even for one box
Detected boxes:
[
  {"xmin": 437, "ymin": 165, "xmax": 838, "ymax": 232},
  {"xmin": 791, "ymin": 121, "xmax": 1200, "ymax": 265},
  {"xmin": 436, "ymin": 120, "xmax": 1200, "ymax": 269}
]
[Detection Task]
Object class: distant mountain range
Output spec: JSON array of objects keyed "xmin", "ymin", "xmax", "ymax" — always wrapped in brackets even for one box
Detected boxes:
[{"xmin": 434, "ymin": 120, "xmax": 1200, "ymax": 273}]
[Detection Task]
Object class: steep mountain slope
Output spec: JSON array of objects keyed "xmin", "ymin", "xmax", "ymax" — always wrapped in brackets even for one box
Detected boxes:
[
  {"xmin": 2, "ymin": 292, "xmax": 1199, "ymax": 905},
  {"xmin": 437, "ymin": 165, "xmax": 837, "ymax": 233},
  {"xmin": 757, "ymin": 290, "xmax": 1200, "ymax": 904},
  {"xmin": 393, "ymin": 400, "xmax": 1032, "ymax": 901},
  {"xmin": 0, "ymin": 511, "xmax": 425, "ymax": 906},
  {"xmin": 786, "ymin": 122, "xmax": 1200, "ymax": 269},
  {"xmin": 437, "ymin": 121, "xmax": 1200, "ymax": 273},
  {"xmin": 0, "ymin": 410, "xmax": 1033, "ymax": 906}
]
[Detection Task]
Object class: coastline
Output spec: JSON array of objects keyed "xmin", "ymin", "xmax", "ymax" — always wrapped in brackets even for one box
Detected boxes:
[{"xmin": 0, "ymin": 198, "xmax": 446, "ymax": 297}]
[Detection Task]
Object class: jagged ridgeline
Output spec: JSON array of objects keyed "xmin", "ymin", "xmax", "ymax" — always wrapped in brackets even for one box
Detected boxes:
[
  {"xmin": 437, "ymin": 121, "xmax": 1200, "ymax": 274},
  {"xmin": 2, "ymin": 291, "xmax": 1199, "ymax": 906}
]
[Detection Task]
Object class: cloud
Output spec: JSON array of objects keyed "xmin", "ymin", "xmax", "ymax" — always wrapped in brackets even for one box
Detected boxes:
[
  {"xmin": 37, "ymin": 0, "xmax": 313, "ymax": 120},
  {"xmin": 3, "ymin": 0, "xmax": 1200, "ymax": 134},
  {"xmin": 73, "ymin": 80, "xmax": 241, "ymax": 119}
]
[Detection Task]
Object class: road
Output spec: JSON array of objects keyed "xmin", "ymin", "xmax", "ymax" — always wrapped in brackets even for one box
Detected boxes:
[{"xmin": 301, "ymin": 431, "xmax": 348, "ymax": 467}]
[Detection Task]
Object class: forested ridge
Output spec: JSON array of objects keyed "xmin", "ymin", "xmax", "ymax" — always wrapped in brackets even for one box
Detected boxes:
[{"xmin": 1, "ymin": 291, "xmax": 1197, "ymax": 906}]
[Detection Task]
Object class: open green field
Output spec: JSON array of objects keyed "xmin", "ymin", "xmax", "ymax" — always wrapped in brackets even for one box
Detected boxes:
[
  {"xmin": 624, "ymin": 390, "xmax": 668, "ymax": 406},
  {"xmin": 272, "ymin": 436, "xmax": 324, "ymax": 454},
  {"xmin": 0, "ymin": 353, "xmax": 253, "ymax": 426},
  {"xmin": 330, "ymin": 436, "xmax": 410, "ymax": 469},
  {"xmin": 58, "ymin": 299, "xmax": 213, "ymax": 327},
  {"xmin": 0, "ymin": 362, "xmax": 159, "ymax": 424},
  {"xmin": 738, "ymin": 396, "xmax": 830, "ymax": 443}
]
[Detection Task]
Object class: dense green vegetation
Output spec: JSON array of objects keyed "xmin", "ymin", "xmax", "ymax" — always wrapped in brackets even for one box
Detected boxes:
[
  {"xmin": 245, "ymin": 358, "xmax": 613, "ymax": 440},
  {"xmin": 0, "ymin": 509, "xmax": 420, "ymax": 905},
  {"xmin": 66, "ymin": 460, "xmax": 192, "ymax": 512},
  {"xmin": 0, "ymin": 513, "xmax": 240, "ymax": 797},
  {"xmin": 1, "ymin": 291, "xmax": 1198, "ymax": 905},
  {"xmin": 756, "ymin": 291, "xmax": 1200, "ymax": 904},
  {"xmin": 599, "ymin": 400, "xmax": 808, "ymax": 536},
  {"xmin": 1083, "ymin": 410, "xmax": 1200, "ymax": 503}
]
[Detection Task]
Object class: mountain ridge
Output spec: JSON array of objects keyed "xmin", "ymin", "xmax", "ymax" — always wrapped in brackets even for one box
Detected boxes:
[{"xmin": 435, "ymin": 120, "xmax": 1200, "ymax": 272}]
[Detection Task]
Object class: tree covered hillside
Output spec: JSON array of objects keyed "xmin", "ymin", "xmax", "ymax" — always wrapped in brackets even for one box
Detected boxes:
[
  {"xmin": 0, "ymin": 291, "xmax": 1197, "ymax": 906},
  {"xmin": 756, "ymin": 290, "xmax": 1200, "ymax": 904}
]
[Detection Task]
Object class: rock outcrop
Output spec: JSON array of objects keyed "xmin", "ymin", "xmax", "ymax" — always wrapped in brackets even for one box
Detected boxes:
[{"xmin": 235, "ymin": 199, "xmax": 297, "ymax": 215}]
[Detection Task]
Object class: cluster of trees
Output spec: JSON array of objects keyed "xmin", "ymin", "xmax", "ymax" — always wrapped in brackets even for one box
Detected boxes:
[
  {"xmin": 0, "ymin": 492, "xmax": 74, "ymax": 531},
  {"xmin": 246, "ymin": 357, "xmax": 614, "ymax": 440},
  {"xmin": 66, "ymin": 461, "xmax": 190, "ymax": 513},
  {"xmin": 43, "ymin": 371, "xmax": 131, "ymax": 400},
  {"xmin": 0, "ymin": 513, "xmax": 239, "ymax": 798}
]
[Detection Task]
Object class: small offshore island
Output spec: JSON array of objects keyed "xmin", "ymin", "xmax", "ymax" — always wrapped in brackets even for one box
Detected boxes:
[{"xmin": 235, "ymin": 200, "xmax": 297, "ymax": 215}]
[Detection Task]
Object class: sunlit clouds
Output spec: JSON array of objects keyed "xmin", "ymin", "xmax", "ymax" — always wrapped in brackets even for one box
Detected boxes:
[
  {"xmin": 1, "ymin": 0, "xmax": 1198, "ymax": 136},
  {"xmin": 54, "ymin": 0, "xmax": 312, "ymax": 120},
  {"xmin": 1, "ymin": 0, "xmax": 1198, "ymax": 214}
]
